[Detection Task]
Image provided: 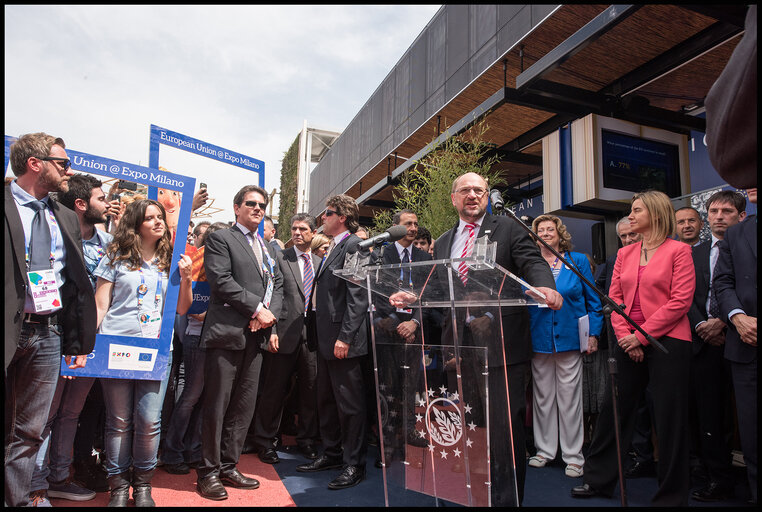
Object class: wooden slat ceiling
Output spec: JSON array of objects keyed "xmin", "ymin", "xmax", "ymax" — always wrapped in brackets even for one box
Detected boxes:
[{"xmin": 340, "ymin": 4, "xmax": 741, "ymax": 223}]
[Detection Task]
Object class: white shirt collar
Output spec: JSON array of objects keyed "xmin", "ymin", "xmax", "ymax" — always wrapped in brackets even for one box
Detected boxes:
[
  {"xmin": 394, "ymin": 240, "xmax": 412, "ymax": 258},
  {"xmin": 457, "ymin": 214, "xmax": 485, "ymax": 233},
  {"xmin": 710, "ymin": 234, "xmax": 720, "ymax": 247},
  {"xmin": 294, "ymin": 246, "xmax": 311, "ymax": 258},
  {"xmin": 236, "ymin": 222, "xmax": 257, "ymax": 237}
]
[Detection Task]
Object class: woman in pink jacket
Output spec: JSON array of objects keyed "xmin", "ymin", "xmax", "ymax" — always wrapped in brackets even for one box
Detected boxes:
[{"xmin": 571, "ymin": 190, "xmax": 695, "ymax": 506}]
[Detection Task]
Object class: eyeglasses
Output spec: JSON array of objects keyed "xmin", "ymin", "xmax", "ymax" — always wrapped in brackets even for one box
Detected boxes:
[
  {"xmin": 324, "ymin": 209, "xmax": 339, "ymax": 217},
  {"xmin": 455, "ymin": 186, "xmax": 486, "ymax": 197},
  {"xmin": 39, "ymin": 156, "xmax": 71, "ymax": 172},
  {"xmin": 244, "ymin": 200, "xmax": 267, "ymax": 210}
]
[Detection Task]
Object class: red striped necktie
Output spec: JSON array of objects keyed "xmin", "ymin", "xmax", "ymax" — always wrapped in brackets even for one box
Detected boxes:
[{"xmin": 458, "ymin": 223, "xmax": 477, "ymax": 285}]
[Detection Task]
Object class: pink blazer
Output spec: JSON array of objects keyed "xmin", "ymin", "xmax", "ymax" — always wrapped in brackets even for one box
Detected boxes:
[{"xmin": 610, "ymin": 238, "xmax": 695, "ymax": 345}]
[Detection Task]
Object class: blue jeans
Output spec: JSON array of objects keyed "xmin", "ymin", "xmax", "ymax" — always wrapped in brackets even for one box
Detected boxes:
[
  {"xmin": 100, "ymin": 352, "xmax": 172, "ymax": 476},
  {"xmin": 162, "ymin": 335, "xmax": 205, "ymax": 464},
  {"xmin": 4, "ymin": 322, "xmax": 62, "ymax": 507},
  {"xmin": 31, "ymin": 376, "xmax": 95, "ymax": 490}
]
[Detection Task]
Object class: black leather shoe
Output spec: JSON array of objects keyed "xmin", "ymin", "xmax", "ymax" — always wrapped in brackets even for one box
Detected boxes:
[
  {"xmin": 374, "ymin": 458, "xmax": 383, "ymax": 469},
  {"xmin": 240, "ymin": 442, "xmax": 259, "ymax": 455},
  {"xmin": 295, "ymin": 454, "xmax": 344, "ymax": 473},
  {"xmin": 328, "ymin": 465, "xmax": 366, "ymax": 490},
  {"xmin": 625, "ymin": 460, "xmax": 655, "ymax": 479},
  {"xmin": 571, "ymin": 483, "xmax": 601, "ymax": 498},
  {"xmin": 220, "ymin": 469, "xmax": 260, "ymax": 489},
  {"xmin": 197, "ymin": 475, "xmax": 228, "ymax": 501},
  {"xmin": 691, "ymin": 481, "xmax": 734, "ymax": 502},
  {"xmin": 163, "ymin": 462, "xmax": 190, "ymax": 475},
  {"xmin": 299, "ymin": 444, "xmax": 318, "ymax": 460},
  {"xmin": 258, "ymin": 448, "xmax": 280, "ymax": 464}
]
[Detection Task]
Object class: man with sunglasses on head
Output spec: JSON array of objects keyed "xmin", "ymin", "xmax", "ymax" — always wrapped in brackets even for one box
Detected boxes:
[
  {"xmin": 295, "ymin": 194, "xmax": 370, "ymax": 490},
  {"xmin": 5, "ymin": 133, "xmax": 96, "ymax": 507},
  {"xmin": 195, "ymin": 185, "xmax": 283, "ymax": 501}
]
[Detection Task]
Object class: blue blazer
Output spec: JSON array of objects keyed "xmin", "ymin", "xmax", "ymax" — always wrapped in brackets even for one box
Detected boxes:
[{"xmin": 529, "ymin": 251, "xmax": 603, "ymax": 354}]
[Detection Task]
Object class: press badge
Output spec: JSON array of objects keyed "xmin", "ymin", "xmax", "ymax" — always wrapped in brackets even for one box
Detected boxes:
[
  {"xmin": 27, "ymin": 269, "xmax": 62, "ymax": 312},
  {"xmin": 139, "ymin": 310, "xmax": 162, "ymax": 338}
]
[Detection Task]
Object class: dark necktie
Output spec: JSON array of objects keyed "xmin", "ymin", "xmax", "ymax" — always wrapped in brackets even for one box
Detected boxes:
[
  {"xmin": 401, "ymin": 247, "xmax": 411, "ymax": 287},
  {"xmin": 29, "ymin": 200, "xmax": 52, "ymax": 270},
  {"xmin": 708, "ymin": 241, "xmax": 721, "ymax": 318}
]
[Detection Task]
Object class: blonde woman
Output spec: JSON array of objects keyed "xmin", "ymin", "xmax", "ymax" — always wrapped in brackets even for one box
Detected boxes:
[{"xmin": 572, "ymin": 190, "xmax": 695, "ymax": 506}]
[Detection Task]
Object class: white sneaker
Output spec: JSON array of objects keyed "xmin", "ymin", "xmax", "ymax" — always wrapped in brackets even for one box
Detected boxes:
[
  {"xmin": 565, "ymin": 464, "xmax": 584, "ymax": 477},
  {"xmin": 528, "ymin": 455, "xmax": 548, "ymax": 468}
]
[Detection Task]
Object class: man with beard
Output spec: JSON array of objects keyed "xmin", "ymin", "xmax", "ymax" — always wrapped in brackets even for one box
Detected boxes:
[
  {"xmin": 5, "ymin": 134, "xmax": 96, "ymax": 506},
  {"xmin": 26, "ymin": 174, "xmax": 120, "ymax": 504}
]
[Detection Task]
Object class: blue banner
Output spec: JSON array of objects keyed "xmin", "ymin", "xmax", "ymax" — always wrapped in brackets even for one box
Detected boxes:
[{"xmin": 2, "ymin": 141, "xmax": 198, "ymax": 381}]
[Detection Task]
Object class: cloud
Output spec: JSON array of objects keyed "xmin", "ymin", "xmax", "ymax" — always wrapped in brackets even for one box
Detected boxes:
[{"xmin": 5, "ymin": 5, "xmax": 441, "ymax": 212}]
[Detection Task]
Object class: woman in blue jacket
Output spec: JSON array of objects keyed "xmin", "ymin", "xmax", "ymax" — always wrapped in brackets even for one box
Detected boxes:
[{"xmin": 527, "ymin": 215, "xmax": 602, "ymax": 478}]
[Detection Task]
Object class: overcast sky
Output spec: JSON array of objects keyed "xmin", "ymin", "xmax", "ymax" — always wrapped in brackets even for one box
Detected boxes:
[{"xmin": 4, "ymin": 5, "xmax": 441, "ymax": 221}]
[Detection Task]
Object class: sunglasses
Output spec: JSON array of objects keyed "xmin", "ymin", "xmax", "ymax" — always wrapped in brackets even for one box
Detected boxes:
[
  {"xmin": 244, "ymin": 200, "xmax": 267, "ymax": 210},
  {"xmin": 39, "ymin": 156, "xmax": 71, "ymax": 171},
  {"xmin": 324, "ymin": 209, "xmax": 339, "ymax": 217}
]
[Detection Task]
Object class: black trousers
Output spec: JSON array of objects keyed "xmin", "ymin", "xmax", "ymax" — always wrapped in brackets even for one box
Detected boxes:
[
  {"xmin": 316, "ymin": 354, "xmax": 367, "ymax": 467},
  {"xmin": 197, "ymin": 342, "xmax": 262, "ymax": 479},
  {"xmin": 583, "ymin": 336, "xmax": 691, "ymax": 506},
  {"xmin": 251, "ymin": 340, "xmax": 318, "ymax": 450},
  {"xmin": 690, "ymin": 344, "xmax": 734, "ymax": 487}
]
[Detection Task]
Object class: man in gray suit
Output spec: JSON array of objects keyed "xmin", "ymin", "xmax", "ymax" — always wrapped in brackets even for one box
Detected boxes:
[
  {"xmin": 250, "ymin": 213, "xmax": 321, "ymax": 464},
  {"xmin": 195, "ymin": 185, "xmax": 283, "ymax": 501}
]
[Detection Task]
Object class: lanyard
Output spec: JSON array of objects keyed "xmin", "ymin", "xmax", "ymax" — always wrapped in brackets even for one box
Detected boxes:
[
  {"xmin": 24, "ymin": 207, "xmax": 59, "ymax": 270},
  {"xmin": 137, "ymin": 259, "xmax": 164, "ymax": 310}
]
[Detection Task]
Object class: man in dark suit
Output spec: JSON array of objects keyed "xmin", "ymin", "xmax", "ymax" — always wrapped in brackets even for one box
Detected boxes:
[
  {"xmin": 5, "ymin": 133, "xmax": 95, "ymax": 507},
  {"xmin": 295, "ymin": 194, "xmax": 370, "ymax": 490},
  {"xmin": 714, "ymin": 187, "xmax": 757, "ymax": 505},
  {"xmin": 195, "ymin": 185, "xmax": 283, "ymax": 501},
  {"xmin": 430, "ymin": 172, "xmax": 562, "ymax": 506},
  {"xmin": 373, "ymin": 210, "xmax": 435, "ymax": 452},
  {"xmin": 250, "ymin": 213, "xmax": 320, "ymax": 464},
  {"xmin": 688, "ymin": 190, "xmax": 747, "ymax": 501}
]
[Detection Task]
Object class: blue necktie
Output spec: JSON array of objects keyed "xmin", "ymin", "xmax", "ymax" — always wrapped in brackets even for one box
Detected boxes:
[{"xmin": 302, "ymin": 253, "xmax": 314, "ymax": 314}]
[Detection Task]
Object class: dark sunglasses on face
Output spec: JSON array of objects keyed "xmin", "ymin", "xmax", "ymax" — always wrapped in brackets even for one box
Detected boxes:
[
  {"xmin": 39, "ymin": 156, "xmax": 71, "ymax": 171},
  {"xmin": 324, "ymin": 209, "xmax": 338, "ymax": 217},
  {"xmin": 244, "ymin": 200, "xmax": 267, "ymax": 210}
]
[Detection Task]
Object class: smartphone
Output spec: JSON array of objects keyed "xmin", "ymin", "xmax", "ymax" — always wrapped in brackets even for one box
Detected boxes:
[
  {"xmin": 199, "ymin": 182, "xmax": 208, "ymax": 190},
  {"xmin": 117, "ymin": 180, "xmax": 138, "ymax": 191}
]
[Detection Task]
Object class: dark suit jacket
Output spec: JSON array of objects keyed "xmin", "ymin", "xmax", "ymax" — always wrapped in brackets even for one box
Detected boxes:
[
  {"xmin": 200, "ymin": 225, "xmax": 283, "ymax": 351},
  {"xmin": 594, "ymin": 254, "xmax": 617, "ymax": 350},
  {"xmin": 313, "ymin": 233, "xmax": 369, "ymax": 360},
  {"xmin": 432, "ymin": 214, "xmax": 555, "ymax": 366},
  {"xmin": 374, "ymin": 242, "xmax": 433, "ymax": 319},
  {"xmin": 4, "ymin": 184, "xmax": 96, "ymax": 368},
  {"xmin": 714, "ymin": 215, "xmax": 757, "ymax": 363},
  {"xmin": 687, "ymin": 240, "xmax": 716, "ymax": 354},
  {"xmin": 274, "ymin": 247, "xmax": 321, "ymax": 354}
]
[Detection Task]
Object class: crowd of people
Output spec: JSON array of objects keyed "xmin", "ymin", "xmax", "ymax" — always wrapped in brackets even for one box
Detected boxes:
[{"xmin": 4, "ymin": 133, "xmax": 757, "ymax": 508}]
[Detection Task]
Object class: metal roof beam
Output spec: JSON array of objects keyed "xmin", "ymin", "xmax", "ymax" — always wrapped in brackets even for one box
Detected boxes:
[
  {"xmin": 680, "ymin": 5, "xmax": 748, "ymax": 29},
  {"xmin": 602, "ymin": 21, "xmax": 744, "ymax": 98},
  {"xmin": 516, "ymin": 4, "xmax": 642, "ymax": 91}
]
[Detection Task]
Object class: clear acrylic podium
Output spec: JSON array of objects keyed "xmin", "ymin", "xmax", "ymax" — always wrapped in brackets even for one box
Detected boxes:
[{"xmin": 335, "ymin": 238, "xmax": 546, "ymax": 507}]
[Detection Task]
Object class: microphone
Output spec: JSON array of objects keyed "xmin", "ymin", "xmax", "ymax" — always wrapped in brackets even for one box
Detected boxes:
[
  {"xmin": 358, "ymin": 225, "xmax": 409, "ymax": 249},
  {"xmin": 489, "ymin": 189, "xmax": 504, "ymax": 211}
]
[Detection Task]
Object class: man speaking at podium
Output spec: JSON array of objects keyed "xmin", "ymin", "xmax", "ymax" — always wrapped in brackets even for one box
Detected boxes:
[{"xmin": 432, "ymin": 172, "xmax": 562, "ymax": 506}]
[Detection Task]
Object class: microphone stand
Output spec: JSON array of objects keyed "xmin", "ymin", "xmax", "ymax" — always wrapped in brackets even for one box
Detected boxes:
[
  {"xmin": 495, "ymin": 202, "xmax": 668, "ymax": 355},
  {"xmin": 608, "ymin": 358, "xmax": 628, "ymax": 507}
]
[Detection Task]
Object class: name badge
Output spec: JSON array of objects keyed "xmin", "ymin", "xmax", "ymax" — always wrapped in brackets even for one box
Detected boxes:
[
  {"xmin": 27, "ymin": 269, "xmax": 62, "ymax": 312},
  {"xmin": 139, "ymin": 309, "xmax": 162, "ymax": 338}
]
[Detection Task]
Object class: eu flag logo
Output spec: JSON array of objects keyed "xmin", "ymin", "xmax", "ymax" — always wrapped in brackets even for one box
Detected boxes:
[{"xmin": 139, "ymin": 353, "xmax": 152, "ymax": 362}]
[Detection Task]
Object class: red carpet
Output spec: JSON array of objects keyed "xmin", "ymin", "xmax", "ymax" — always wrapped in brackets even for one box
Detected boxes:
[{"xmin": 48, "ymin": 453, "xmax": 296, "ymax": 507}]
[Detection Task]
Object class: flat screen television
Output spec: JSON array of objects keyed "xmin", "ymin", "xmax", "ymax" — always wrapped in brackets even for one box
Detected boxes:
[{"xmin": 600, "ymin": 129, "xmax": 682, "ymax": 197}]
